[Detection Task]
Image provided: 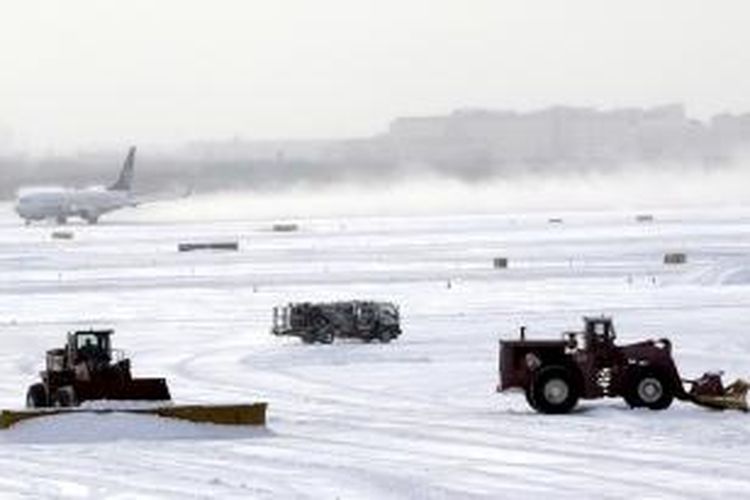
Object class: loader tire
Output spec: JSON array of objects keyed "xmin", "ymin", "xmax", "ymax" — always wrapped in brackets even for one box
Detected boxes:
[
  {"xmin": 524, "ymin": 386, "xmax": 539, "ymax": 411},
  {"xmin": 26, "ymin": 383, "xmax": 48, "ymax": 408},
  {"xmin": 55, "ymin": 387, "xmax": 77, "ymax": 408},
  {"xmin": 318, "ymin": 331, "xmax": 335, "ymax": 344},
  {"xmin": 625, "ymin": 368, "xmax": 673, "ymax": 410},
  {"xmin": 530, "ymin": 365, "xmax": 580, "ymax": 414}
]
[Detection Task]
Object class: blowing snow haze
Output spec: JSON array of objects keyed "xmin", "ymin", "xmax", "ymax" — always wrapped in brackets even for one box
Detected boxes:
[
  {"xmin": 1, "ymin": 0, "xmax": 750, "ymax": 210},
  {"xmin": 2, "ymin": 104, "xmax": 750, "ymax": 207}
]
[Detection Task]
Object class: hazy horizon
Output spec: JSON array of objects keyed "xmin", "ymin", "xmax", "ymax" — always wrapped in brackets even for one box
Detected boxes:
[
  {"xmin": 3, "ymin": 159, "xmax": 750, "ymax": 218},
  {"xmin": 2, "ymin": 0, "xmax": 750, "ymax": 152}
]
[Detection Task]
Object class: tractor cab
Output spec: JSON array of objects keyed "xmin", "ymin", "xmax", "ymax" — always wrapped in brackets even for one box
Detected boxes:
[
  {"xmin": 499, "ymin": 316, "xmax": 748, "ymax": 414},
  {"xmin": 583, "ymin": 317, "xmax": 616, "ymax": 349},
  {"xmin": 564, "ymin": 317, "xmax": 616, "ymax": 352},
  {"xmin": 68, "ymin": 330, "xmax": 113, "ymax": 366}
]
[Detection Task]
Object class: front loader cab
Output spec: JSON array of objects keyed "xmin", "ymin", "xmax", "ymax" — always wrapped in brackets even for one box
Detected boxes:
[
  {"xmin": 583, "ymin": 317, "xmax": 616, "ymax": 349},
  {"xmin": 69, "ymin": 330, "xmax": 113, "ymax": 366}
]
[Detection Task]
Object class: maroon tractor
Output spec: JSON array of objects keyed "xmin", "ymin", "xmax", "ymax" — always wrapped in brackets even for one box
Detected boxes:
[
  {"xmin": 498, "ymin": 317, "xmax": 748, "ymax": 414},
  {"xmin": 26, "ymin": 329, "xmax": 171, "ymax": 408}
]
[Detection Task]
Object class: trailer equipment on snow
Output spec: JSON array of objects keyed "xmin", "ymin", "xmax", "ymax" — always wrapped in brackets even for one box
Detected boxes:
[
  {"xmin": 498, "ymin": 317, "xmax": 748, "ymax": 414},
  {"xmin": 272, "ymin": 300, "xmax": 402, "ymax": 344}
]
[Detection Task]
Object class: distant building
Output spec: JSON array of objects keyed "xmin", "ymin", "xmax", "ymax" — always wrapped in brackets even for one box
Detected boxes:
[{"xmin": 384, "ymin": 104, "xmax": 728, "ymax": 168}]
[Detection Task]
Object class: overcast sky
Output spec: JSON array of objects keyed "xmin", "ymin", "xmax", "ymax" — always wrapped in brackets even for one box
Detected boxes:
[{"xmin": 1, "ymin": 0, "xmax": 749, "ymax": 152}]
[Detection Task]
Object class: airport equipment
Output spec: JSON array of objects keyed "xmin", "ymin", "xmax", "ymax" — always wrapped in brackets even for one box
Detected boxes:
[
  {"xmin": 3, "ymin": 329, "xmax": 268, "ymax": 429},
  {"xmin": 272, "ymin": 223, "xmax": 299, "ymax": 232},
  {"xmin": 272, "ymin": 300, "xmax": 402, "ymax": 344},
  {"xmin": 25, "ymin": 329, "xmax": 171, "ymax": 408},
  {"xmin": 664, "ymin": 252, "xmax": 687, "ymax": 264},
  {"xmin": 178, "ymin": 241, "xmax": 239, "ymax": 252},
  {"xmin": 51, "ymin": 231, "xmax": 74, "ymax": 240},
  {"xmin": 498, "ymin": 317, "xmax": 748, "ymax": 414},
  {"xmin": 493, "ymin": 257, "xmax": 508, "ymax": 269}
]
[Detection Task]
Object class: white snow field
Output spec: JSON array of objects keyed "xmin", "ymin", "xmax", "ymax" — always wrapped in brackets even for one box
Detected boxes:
[{"xmin": 1, "ymin": 202, "xmax": 750, "ymax": 499}]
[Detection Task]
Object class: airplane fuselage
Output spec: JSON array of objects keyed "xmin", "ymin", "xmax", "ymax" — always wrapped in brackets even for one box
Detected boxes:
[{"xmin": 15, "ymin": 187, "xmax": 135, "ymax": 224}]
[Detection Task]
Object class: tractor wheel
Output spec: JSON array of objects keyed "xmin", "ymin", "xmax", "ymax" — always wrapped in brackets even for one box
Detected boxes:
[
  {"xmin": 26, "ymin": 383, "xmax": 48, "ymax": 408},
  {"xmin": 530, "ymin": 365, "xmax": 580, "ymax": 414},
  {"xmin": 379, "ymin": 328, "xmax": 394, "ymax": 343},
  {"xmin": 55, "ymin": 387, "xmax": 77, "ymax": 408},
  {"xmin": 318, "ymin": 331, "xmax": 335, "ymax": 344},
  {"xmin": 524, "ymin": 385, "xmax": 539, "ymax": 411},
  {"xmin": 311, "ymin": 316, "xmax": 332, "ymax": 343},
  {"xmin": 625, "ymin": 368, "xmax": 673, "ymax": 410}
]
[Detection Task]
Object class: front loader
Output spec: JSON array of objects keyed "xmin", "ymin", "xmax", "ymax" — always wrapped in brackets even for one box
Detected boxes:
[
  {"xmin": 26, "ymin": 329, "xmax": 170, "ymax": 408},
  {"xmin": 497, "ymin": 317, "xmax": 748, "ymax": 414},
  {"xmin": 2, "ymin": 329, "xmax": 267, "ymax": 429}
]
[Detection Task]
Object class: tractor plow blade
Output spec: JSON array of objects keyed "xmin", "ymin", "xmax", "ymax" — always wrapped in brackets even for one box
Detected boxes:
[
  {"xmin": 1, "ymin": 403, "xmax": 267, "ymax": 430},
  {"xmin": 151, "ymin": 403, "xmax": 268, "ymax": 425},
  {"xmin": 687, "ymin": 375, "xmax": 749, "ymax": 412},
  {"xmin": 691, "ymin": 393, "xmax": 748, "ymax": 412}
]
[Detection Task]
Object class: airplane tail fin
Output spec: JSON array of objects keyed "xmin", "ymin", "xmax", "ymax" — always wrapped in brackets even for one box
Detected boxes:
[{"xmin": 108, "ymin": 146, "xmax": 136, "ymax": 191}]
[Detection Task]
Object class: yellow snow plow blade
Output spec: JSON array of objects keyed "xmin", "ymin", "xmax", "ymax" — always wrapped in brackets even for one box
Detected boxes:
[
  {"xmin": 691, "ymin": 379, "xmax": 749, "ymax": 412},
  {"xmin": 152, "ymin": 403, "xmax": 267, "ymax": 425},
  {"xmin": 1, "ymin": 403, "xmax": 267, "ymax": 430}
]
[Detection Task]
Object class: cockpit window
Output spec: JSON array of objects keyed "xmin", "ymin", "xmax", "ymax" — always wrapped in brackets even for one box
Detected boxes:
[{"xmin": 77, "ymin": 333, "xmax": 102, "ymax": 350}]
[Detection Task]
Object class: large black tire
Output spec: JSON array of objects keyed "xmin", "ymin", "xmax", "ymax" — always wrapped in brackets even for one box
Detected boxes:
[
  {"xmin": 524, "ymin": 385, "xmax": 539, "ymax": 411},
  {"xmin": 530, "ymin": 365, "xmax": 580, "ymax": 414},
  {"xmin": 309, "ymin": 314, "xmax": 335, "ymax": 344},
  {"xmin": 55, "ymin": 387, "xmax": 77, "ymax": 408},
  {"xmin": 379, "ymin": 328, "xmax": 394, "ymax": 343},
  {"xmin": 26, "ymin": 383, "xmax": 48, "ymax": 408},
  {"xmin": 318, "ymin": 331, "xmax": 335, "ymax": 344},
  {"xmin": 624, "ymin": 367, "xmax": 674, "ymax": 410}
]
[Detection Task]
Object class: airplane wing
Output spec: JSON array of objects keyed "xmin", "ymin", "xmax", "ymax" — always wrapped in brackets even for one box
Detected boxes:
[{"xmin": 131, "ymin": 186, "xmax": 193, "ymax": 206}]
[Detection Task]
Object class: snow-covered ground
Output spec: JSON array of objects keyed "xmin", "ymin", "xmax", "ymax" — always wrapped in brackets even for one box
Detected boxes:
[{"xmin": 1, "ymin": 201, "xmax": 750, "ymax": 499}]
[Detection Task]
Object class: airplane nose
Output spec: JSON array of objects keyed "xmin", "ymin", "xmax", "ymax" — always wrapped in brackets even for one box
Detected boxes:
[{"xmin": 14, "ymin": 200, "xmax": 28, "ymax": 216}]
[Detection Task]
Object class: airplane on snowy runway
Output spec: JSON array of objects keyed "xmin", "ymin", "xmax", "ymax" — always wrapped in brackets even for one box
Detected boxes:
[{"xmin": 15, "ymin": 146, "xmax": 138, "ymax": 225}]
